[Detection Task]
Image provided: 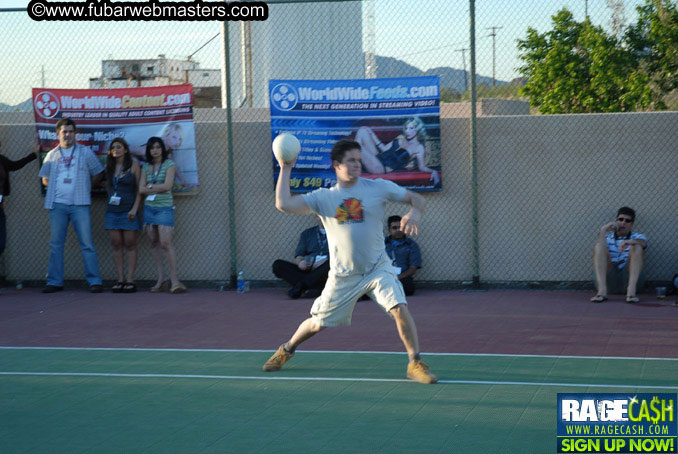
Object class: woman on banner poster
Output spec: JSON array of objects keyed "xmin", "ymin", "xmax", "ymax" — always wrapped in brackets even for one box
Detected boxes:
[
  {"xmin": 127, "ymin": 122, "xmax": 198, "ymax": 192},
  {"xmin": 354, "ymin": 116, "xmax": 441, "ymax": 187}
]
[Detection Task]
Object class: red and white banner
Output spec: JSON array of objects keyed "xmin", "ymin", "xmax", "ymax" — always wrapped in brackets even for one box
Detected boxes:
[{"xmin": 32, "ymin": 84, "xmax": 199, "ymax": 194}]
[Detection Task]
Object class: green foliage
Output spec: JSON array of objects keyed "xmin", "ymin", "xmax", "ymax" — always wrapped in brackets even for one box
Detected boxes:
[
  {"xmin": 626, "ymin": 0, "xmax": 678, "ymax": 106},
  {"xmin": 459, "ymin": 82, "xmax": 526, "ymax": 101},
  {"xmin": 440, "ymin": 87, "xmax": 461, "ymax": 102},
  {"xmin": 517, "ymin": 3, "xmax": 675, "ymax": 113}
]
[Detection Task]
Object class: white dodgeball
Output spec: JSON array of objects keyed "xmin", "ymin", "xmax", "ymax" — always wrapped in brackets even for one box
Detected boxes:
[{"xmin": 272, "ymin": 133, "xmax": 301, "ymax": 164}]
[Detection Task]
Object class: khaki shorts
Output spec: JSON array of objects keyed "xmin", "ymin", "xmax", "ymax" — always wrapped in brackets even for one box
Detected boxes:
[{"xmin": 310, "ymin": 263, "xmax": 407, "ymax": 327}]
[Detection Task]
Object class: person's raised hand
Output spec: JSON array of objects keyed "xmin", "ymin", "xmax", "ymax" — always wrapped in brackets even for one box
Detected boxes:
[{"xmin": 400, "ymin": 212, "xmax": 421, "ymax": 236}]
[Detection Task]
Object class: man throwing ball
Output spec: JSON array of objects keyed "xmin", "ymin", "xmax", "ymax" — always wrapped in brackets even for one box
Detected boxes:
[{"xmin": 263, "ymin": 138, "xmax": 437, "ymax": 384}]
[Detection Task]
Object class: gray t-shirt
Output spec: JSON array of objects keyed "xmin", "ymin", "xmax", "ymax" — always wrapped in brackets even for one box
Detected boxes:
[{"xmin": 302, "ymin": 178, "xmax": 407, "ymax": 276}]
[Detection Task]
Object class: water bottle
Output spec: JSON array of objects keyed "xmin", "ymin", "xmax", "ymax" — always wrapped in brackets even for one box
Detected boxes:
[{"xmin": 237, "ymin": 270, "xmax": 245, "ymax": 294}]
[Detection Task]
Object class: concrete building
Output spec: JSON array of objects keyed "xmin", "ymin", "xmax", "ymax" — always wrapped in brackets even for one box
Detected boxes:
[
  {"xmin": 89, "ymin": 3, "xmax": 363, "ymax": 108},
  {"xmin": 89, "ymin": 56, "xmax": 222, "ymax": 108},
  {"xmin": 226, "ymin": 2, "xmax": 364, "ymax": 108},
  {"xmin": 89, "ymin": 55, "xmax": 215, "ymax": 89}
]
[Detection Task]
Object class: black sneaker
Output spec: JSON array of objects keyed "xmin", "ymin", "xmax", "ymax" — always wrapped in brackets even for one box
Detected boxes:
[
  {"xmin": 43, "ymin": 285, "xmax": 64, "ymax": 294},
  {"xmin": 287, "ymin": 282, "xmax": 304, "ymax": 299},
  {"xmin": 90, "ymin": 285, "xmax": 104, "ymax": 293},
  {"xmin": 303, "ymin": 288, "xmax": 322, "ymax": 298}
]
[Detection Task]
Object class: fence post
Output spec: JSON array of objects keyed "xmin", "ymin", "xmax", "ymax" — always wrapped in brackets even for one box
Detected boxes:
[
  {"xmin": 469, "ymin": 0, "xmax": 480, "ymax": 288},
  {"xmin": 221, "ymin": 20, "xmax": 238, "ymax": 288}
]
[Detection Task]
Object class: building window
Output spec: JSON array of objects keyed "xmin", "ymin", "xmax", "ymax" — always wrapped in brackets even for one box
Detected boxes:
[
  {"xmin": 147, "ymin": 66, "xmax": 154, "ymax": 72},
  {"xmin": 132, "ymin": 64, "xmax": 139, "ymax": 72}
]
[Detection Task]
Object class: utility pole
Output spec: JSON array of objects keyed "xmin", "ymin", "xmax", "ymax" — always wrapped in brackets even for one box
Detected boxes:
[
  {"xmin": 456, "ymin": 48, "xmax": 469, "ymax": 93},
  {"xmin": 363, "ymin": 0, "xmax": 377, "ymax": 78},
  {"xmin": 241, "ymin": 22, "xmax": 253, "ymax": 107},
  {"xmin": 41, "ymin": 65, "xmax": 46, "ymax": 87},
  {"xmin": 486, "ymin": 26, "xmax": 502, "ymax": 87},
  {"xmin": 585, "ymin": 0, "xmax": 589, "ymax": 18}
]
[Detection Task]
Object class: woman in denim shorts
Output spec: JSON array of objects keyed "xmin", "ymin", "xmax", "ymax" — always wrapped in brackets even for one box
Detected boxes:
[
  {"xmin": 138, "ymin": 137, "xmax": 186, "ymax": 294},
  {"xmin": 104, "ymin": 138, "xmax": 141, "ymax": 293}
]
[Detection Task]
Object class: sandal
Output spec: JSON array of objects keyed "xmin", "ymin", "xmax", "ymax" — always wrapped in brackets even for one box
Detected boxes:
[
  {"xmin": 122, "ymin": 283, "xmax": 137, "ymax": 293},
  {"xmin": 151, "ymin": 280, "xmax": 170, "ymax": 293},
  {"xmin": 111, "ymin": 282, "xmax": 124, "ymax": 293},
  {"xmin": 170, "ymin": 283, "xmax": 187, "ymax": 294},
  {"xmin": 626, "ymin": 295, "xmax": 640, "ymax": 304},
  {"xmin": 590, "ymin": 295, "xmax": 608, "ymax": 303}
]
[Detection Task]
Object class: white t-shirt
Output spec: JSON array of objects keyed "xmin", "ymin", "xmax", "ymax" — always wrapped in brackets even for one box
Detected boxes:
[
  {"xmin": 54, "ymin": 146, "xmax": 78, "ymax": 205},
  {"xmin": 302, "ymin": 178, "xmax": 407, "ymax": 276}
]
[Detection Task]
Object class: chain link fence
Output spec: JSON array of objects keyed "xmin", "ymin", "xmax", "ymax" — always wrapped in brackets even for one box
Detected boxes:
[{"xmin": 0, "ymin": 0, "xmax": 676, "ymax": 289}]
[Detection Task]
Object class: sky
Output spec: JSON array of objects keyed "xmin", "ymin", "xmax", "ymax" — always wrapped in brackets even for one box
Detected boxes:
[{"xmin": 0, "ymin": 0, "xmax": 646, "ymax": 106}]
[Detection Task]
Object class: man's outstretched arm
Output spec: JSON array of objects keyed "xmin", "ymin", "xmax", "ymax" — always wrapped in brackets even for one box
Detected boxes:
[
  {"xmin": 275, "ymin": 161, "xmax": 310, "ymax": 214},
  {"xmin": 400, "ymin": 190, "xmax": 425, "ymax": 236}
]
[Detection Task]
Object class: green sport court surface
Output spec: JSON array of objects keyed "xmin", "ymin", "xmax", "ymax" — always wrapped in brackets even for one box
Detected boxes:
[{"xmin": 2, "ymin": 347, "xmax": 677, "ymax": 453}]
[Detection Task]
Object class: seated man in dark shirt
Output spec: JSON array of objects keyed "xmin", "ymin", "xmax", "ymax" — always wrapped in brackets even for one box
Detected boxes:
[
  {"xmin": 385, "ymin": 215, "xmax": 422, "ymax": 296},
  {"xmin": 273, "ymin": 217, "xmax": 330, "ymax": 299}
]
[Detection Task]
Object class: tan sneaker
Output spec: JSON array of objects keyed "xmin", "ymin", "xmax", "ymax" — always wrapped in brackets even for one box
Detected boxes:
[
  {"xmin": 407, "ymin": 360, "xmax": 438, "ymax": 384},
  {"xmin": 262, "ymin": 345, "xmax": 294, "ymax": 372}
]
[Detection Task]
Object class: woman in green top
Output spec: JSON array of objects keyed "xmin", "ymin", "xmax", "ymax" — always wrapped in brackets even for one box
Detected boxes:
[{"xmin": 139, "ymin": 137, "xmax": 186, "ymax": 294}]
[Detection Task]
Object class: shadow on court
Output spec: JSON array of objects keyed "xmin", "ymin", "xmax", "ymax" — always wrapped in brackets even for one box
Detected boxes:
[{"xmin": 1, "ymin": 287, "xmax": 676, "ymax": 358}]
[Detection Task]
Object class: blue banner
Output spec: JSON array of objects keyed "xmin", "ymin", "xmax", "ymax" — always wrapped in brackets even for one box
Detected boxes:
[{"xmin": 269, "ymin": 76, "xmax": 442, "ymax": 193}]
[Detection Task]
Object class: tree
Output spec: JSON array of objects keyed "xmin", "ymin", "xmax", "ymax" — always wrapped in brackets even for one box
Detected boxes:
[
  {"xmin": 625, "ymin": 0, "xmax": 678, "ymax": 107},
  {"xmin": 440, "ymin": 87, "xmax": 461, "ymax": 102},
  {"xmin": 517, "ymin": 8, "xmax": 656, "ymax": 113}
]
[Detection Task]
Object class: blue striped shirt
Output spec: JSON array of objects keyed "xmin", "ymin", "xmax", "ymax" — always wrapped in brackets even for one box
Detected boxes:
[
  {"xmin": 606, "ymin": 231, "xmax": 647, "ymax": 270},
  {"xmin": 39, "ymin": 144, "xmax": 105, "ymax": 209}
]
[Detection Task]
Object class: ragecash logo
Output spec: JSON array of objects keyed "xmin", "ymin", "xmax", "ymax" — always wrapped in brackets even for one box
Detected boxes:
[
  {"xmin": 34, "ymin": 91, "xmax": 60, "ymax": 119},
  {"xmin": 270, "ymin": 83, "xmax": 299, "ymax": 111},
  {"xmin": 557, "ymin": 393, "xmax": 677, "ymax": 453}
]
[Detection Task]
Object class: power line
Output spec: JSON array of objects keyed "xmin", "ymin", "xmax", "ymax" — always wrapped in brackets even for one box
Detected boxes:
[
  {"xmin": 395, "ymin": 40, "xmax": 468, "ymax": 60},
  {"xmin": 188, "ymin": 33, "xmax": 220, "ymax": 61}
]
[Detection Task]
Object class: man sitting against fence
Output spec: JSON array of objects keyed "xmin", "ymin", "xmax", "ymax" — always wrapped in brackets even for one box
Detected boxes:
[
  {"xmin": 591, "ymin": 207, "xmax": 647, "ymax": 304},
  {"xmin": 385, "ymin": 215, "xmax": 422, "ymax": 296},
  {"xmin": 272, "ymin": 216, "xmax": 330, "ymax": 299}
]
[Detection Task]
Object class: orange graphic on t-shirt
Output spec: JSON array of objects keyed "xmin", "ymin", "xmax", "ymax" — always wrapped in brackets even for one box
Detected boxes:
[{"xmin": 335, "ymin": 198, "xmax": 364, "ymax": 223}]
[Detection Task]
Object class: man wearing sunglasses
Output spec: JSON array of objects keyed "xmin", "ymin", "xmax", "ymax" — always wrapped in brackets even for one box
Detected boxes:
[
  {"xmin": 385, "ymin": 215, "xmax": 422, "ymax": 296},
  {"xmin": 591, "ymin": 207, "xmax": 647, "ymax": 304}
]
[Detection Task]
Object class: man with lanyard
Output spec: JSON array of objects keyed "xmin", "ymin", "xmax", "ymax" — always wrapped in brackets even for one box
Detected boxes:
[
  {"xmin": 272, "ymin": 216, "xmax": 330, "ymax": 299},
  {"xmin": 39, "ymin": 118, "xmax": 105, "ymax": 293},
  {"xmin": 591, "ymin": 206, "xmax": 647, "ymax": 304},
  {"xmin": 385, "ymin": 215, "xmax": 422, "ymax": 296}
]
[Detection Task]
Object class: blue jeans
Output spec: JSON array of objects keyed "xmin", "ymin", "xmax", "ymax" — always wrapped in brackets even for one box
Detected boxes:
[{"xmin": 47, "ymin": 203, "xmax": 102, "ymax": 286}]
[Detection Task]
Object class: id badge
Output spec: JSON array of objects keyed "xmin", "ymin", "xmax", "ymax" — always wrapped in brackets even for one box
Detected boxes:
[
  {"xmin": 63, "ymin": 178, "xmax": 72, "ymax": 184},
  {"xmin": 146, "ymin": 194, "xmax": 157, "ymax": 201},
  {"xmin": 392, "ymin": 266, "xmax": 402, "ymax": 275},
  {"xmin": 109, "ymin": 195, "xmax": 121, "ymax": 206}
]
